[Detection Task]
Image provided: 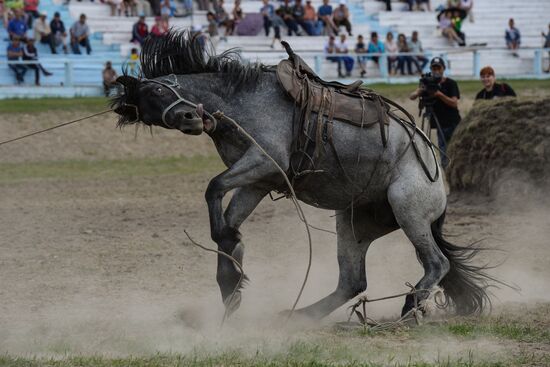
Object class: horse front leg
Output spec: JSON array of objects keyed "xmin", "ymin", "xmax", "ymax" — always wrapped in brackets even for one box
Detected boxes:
[{"xmin": 204, "ymin": 148, "xmax": 280, "ymax": 314}]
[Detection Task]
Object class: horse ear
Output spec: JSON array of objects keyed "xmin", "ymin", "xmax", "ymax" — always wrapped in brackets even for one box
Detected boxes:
[{"xmin": 116, "ymin": 75, "xmax": 139, "ymax": 88}]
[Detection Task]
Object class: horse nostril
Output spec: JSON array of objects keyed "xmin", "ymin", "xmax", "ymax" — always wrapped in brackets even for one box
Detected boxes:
[{"xmin": 184, "ymin": 112, "xmax": 193, "ymax": 119}]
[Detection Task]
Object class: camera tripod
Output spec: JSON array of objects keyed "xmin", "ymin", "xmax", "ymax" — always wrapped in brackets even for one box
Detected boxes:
[{"xmin": 419, "ymin": 101, "xmax": 449, "ymax": 167}]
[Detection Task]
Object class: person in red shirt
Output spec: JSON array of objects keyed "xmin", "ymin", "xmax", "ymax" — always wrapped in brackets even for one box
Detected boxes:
[
  {"xmin": 24, "ymin": 0, "xmax": 39, "ymax": 29},
  {"xmin": 131, "ymin": 15, "xmax": 149, "ymax": 44},
  {"xmin": 150, "ymin": 15, "xmax": 168, "ymax": 36}
]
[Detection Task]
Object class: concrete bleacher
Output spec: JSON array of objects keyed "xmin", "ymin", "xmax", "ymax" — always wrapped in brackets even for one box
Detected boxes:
[{"xmin": 1, "ymin": 0, "xmax": 549, "ymax": 97}]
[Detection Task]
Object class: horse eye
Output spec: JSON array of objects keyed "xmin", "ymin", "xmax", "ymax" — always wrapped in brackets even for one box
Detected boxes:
[{"xmin": 156, "ymin": 87, "xmax": 163, "ymax": 94}]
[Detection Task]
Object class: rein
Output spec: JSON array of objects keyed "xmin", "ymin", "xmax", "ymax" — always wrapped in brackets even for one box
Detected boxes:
[{"xmin": 0, "ymin": 109, "xmax": 113, "ymax": 147}]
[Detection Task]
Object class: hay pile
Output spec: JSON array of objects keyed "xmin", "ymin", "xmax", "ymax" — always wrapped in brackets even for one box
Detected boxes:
[{"xmin": 447, "ymin": 97, "xmax": 550, "ymax": 194}]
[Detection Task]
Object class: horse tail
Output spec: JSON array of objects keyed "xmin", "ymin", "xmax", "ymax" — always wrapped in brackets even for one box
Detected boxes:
[{"xmin": 431, "ymin": 211, "xmax": 494, "ymax": 315}]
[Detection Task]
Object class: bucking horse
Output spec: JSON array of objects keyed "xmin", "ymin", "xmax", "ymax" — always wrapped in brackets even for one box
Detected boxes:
[{"xmin": 111, "ymin": 30, "xmax": 496, "ymax": 320}]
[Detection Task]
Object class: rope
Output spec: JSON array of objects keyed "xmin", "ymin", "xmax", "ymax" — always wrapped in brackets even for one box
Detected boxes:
[
  {"xmin": 212, "ymin": 110, "xmax": 313, "ymax": 321},
  {"xmin": 0, "ymin": 109, "xmax": 113, "ymax": 146}
]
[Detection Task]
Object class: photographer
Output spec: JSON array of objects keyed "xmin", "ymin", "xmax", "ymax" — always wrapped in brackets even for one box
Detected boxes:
[{"xmin": 409, "ymin": 57, "xmax": 461, "ymax": 168}]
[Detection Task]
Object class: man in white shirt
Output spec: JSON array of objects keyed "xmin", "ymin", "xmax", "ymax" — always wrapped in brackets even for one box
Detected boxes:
[{"xmin": 34, "ymin": 12, "xmax": 55, "ymax": 53}]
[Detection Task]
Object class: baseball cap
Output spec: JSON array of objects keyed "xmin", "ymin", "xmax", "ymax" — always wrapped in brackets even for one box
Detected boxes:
[{"xmin": 430, "ymin": 57, "xmax": 446, "ymax": 69}]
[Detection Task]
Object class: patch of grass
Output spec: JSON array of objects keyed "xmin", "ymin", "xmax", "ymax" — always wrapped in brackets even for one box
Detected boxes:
[
  {"xmin": 447, "ymin": 319, "xmax": 550, "ymax": 343},
  {"xmin": 0, "ymin": 97, "xmax": 109, "ymax": 114},
  {"xmin": 0, "ymin": 155, "xmax": 225, "ymax": 182}
]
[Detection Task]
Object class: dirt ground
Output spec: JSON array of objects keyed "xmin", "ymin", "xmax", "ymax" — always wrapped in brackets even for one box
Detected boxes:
[{"xmin": 1, "ymin": 102, "xmax": 550, "ymax": 363}]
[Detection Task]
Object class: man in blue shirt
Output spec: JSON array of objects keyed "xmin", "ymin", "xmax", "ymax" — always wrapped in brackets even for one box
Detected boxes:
[
  {"xmin": 260, "ymin": 0, "xmax": 274, "ymax": 36},
  {"xmin": 367, "ymin": 31, "xmax": 385, "ymax": 67},
  {"xmin": 8, "ymin": 9, "xmax": 29, "ymax": 41},
  {"xmin": 7, "ymin": 38, "xmax": 27, "ymax": 84},
  {"xmin": 317, "ymin": 0, "xmax": 337, "ymax": 35},
  {"xmin": 505, "ymin": 18, "xmax": 521, "ymax": 57}
]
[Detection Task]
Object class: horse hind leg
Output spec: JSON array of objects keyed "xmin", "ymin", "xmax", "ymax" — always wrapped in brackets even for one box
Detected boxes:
[{"xmin": 294, "ymin": 207, "xmax": 393, "ymax": 320}]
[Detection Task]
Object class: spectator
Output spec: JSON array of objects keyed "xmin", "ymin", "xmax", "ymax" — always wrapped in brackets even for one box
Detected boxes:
[
  {"xmin": 124, "ymin": 0, "xmax": 138, "ymax": 16},
  {"xmin": 34, "ymin": 12, "xmax": 55, "ymax": 53},
  {"xmin": 8, "ymin": 9, "xmax": 28, "ymax": 41},
  {"xmin": 325, "ymin": 35, "xmax": 353, "ymax": 78},
  {"xmin": 354, "ymin": 34, "xmax": 367, "ymax": 77},
  {"xmin": 475, "ymin": 66, "xmax": 516, "ymax": 100},
  {"xmin": 332, "ymin": 0, "xmax": 351, "ymax": 36},
  {"xmin": 302, "ymin": 0, "xmax": 319, "ymax": 36},
  {"xmin": 384, "ymin": 31, "xmax": 397, "ymax": 75},
  {"xmin": 367, "ymin": 31, "xmax": 384, "ymax": 69},
  {"xmin": 107, "ymin": 0, "xmax": 123, "ymax": 16},
  {"xmin": 23, "ymin": 38, "xmax": 52, "ymax": 86},
  {"xmin": 408, "ymin": 31, "xmax": 428, "ymax": 73},
  {"xmin": 317, "ymin": 0, "xmax": 337, "ymax": 36},
  {"xmin": 336, "ymin": 34, "xmax": 354, "ymax": 77},
  {"xmin": 23, "ymin": 0, "xmax": 38, "ymax": 28},
  {"xmin": 459, "ymin": 0, "xmax": 473, "ymax": 22},
  {"xmin": 292, "ymin": 0, "xmax": 310, "ymax": 35},
  {"xmin": 231, "ymin": 0, "xmax": 244, "ymax": 32},
  {"xmin": 160, "ymin": 0, "xmax": 172, "ymax": 17},
  {"xmin": 397, "ymin": 33, "xmax": 413, "ymax": 75},
  {"xmin": 260, "ymin": 0, "xmax": 274, "ymax": 37},
  {"xmin": 70, "ymin": 14, "xmax": 91, "ymax": 54},
  {"xmin": 542, "ymin": 24, "xmax": 550, "ymax": 73},
  {"xmin": 102, "ymin": 61, "xmax": 118, "ymax": 96},
  {"xmin": 438, "ymin": 10, "xmax": 464, "ymax": 46},
  {"xmin": 213, "ymin": 0, "xmax": 231, "ymax": 38},
  {"xmin": 131, "ymin": 15, "xmax": 148, "ymax": 44},
  {"xmin": 7, "ymin": 37, "xmax": 27, "ymax": 84},
  {"xmin": 279, "ymin": 0, "xmax": 299, "ymax": 36},
  {"xmin": 451, "ymin": 9, "xmax": 465, "ymax": 46},
  {"xmin": 409, "ymin": 57, "xmax": 461, "ymax": 167},
  {"xmin": 50, "ymin": 11, "xmax": 68, "ymax": 54},
  {"xmin": 150, "ymin": 15, "xmax": 168, "ymax": 36},
  {"xmin": 127, "ymin": 47, "xmax": 139, "ymax": 76},
  {"xmin": 206, "ymin": 11, "xmax": 219, "ymax": 39},
  {"xmin": 505, "ymin": 18, "xmax": 520, "ymax": 57},
  {"xmin": 270, "ymin": 8, "xmax": 285, "ymax": 48}
]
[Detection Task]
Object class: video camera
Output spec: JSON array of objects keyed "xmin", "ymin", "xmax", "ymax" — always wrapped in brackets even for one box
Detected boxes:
[{"xmin": 419, "ymin": 72, "xmax": 442, "ymax": 98}]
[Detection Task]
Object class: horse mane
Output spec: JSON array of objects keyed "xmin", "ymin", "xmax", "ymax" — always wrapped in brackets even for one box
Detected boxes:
[{"xmin": 140, "ymin": 29, "xmax": 267, "ymax": 89}]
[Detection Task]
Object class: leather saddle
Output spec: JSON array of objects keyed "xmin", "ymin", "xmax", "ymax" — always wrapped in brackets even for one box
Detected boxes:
[{"xmin": 276, "ymin": 41, "xmax": 390, "ymax": 142}]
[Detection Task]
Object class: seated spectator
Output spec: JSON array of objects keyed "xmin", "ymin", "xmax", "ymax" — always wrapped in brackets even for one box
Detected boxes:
[
  {"xmin": 213, "ymin": 0, "xmax": 231, "ymax": 38},
  {"xmin": 124, "ymin": 0, "xmax": 138, "ymax": 16},
  {"xmin": 107, "ymin": 0, "xmax": 123, "ymax": 16},
  {"xmin": 336, "ymin": 34, "xmax": 354, "ymax": 77},
  {"xmin": 23, "ymin": 38, "xmax": 52, "ymax": 86},
  {"xmin": 542, "ymin": 23, "xmax": 550, "ymax": 73},
  {"xmin": 459, "ymin": 0, "xmax": 473, "ymax": 22},
  {"xmin": 451, "ymin": 9, "xmax": 465, "ymax": 46},
  {"xmin": 303, "ymin": 0, "xmax": 319, "ymax": 36},
  {"xmin": 332, "ymin": 0, "xmax": 351, "ymax": 36},
  {"xmin": 354, "ymin": 34, "xmax": 367, "ymax": 77},
  {"xmin": 408, "ymin": 31, "xmax": 428, "ymax": 73},
  {"xmin": 50, "ymin": 11, "xmax": 68, "ymax": 54},
  {"xmin": 279, "ymin": 0, "xmax": 299, "ymax": 36},
  {"xmin": 131, "ymin": 15, "xmax": 148, "ymax": 44},
  {"xmin": 231, "ymin": 0, "xmax": 244, "ymax": 33},
  {"xmin": 160, "ymin": 0, "xmax": 173, "ymax": 17},
  {"xmin": 34, "ymin": 12, "xmax": 55, "ymax": 53},
  {"xmin": 475, "ymin": 66, "xmax": 516, "ymax": 100},
  {"xmin": 206, "ymin": 11, "xmax": 219, "ymax": 39},
  {"xmin": 505, "ymin": 18, "xmax": 520, "ymax": 57},
  {"xmin": 150, "ymin": 15, "xmax": 168, "ymax": 36},
  {"xmin": 260, "ymin": 0, "xmax": 274, "ymax": 37},
  {"xmin": 127, "ymin": 47, "xmax": 139, "ymax": 76},
  {"xmin": 367, "ymin": 31, "xmax": 384, "ymax": 68},
  {"xmin": 102, "ymin": 61, "xmax": 118, "ymax": 96},
  {"xmin": 7, "ymin": 37, "xmax": 27, "ymax": 84},
  {"xmin": 8, "ymin": 9, "xmax": 28, "ymax": 41},
  {"xmin": 23, "ymin": 0, "xmax": 38, "ymax": 28},
  {"xmin": 438, "ymin": 10, "xmax": 464, "ymax": 46},
  {"xmin": 325, "ymin": 35, "xmax": 341, "ymax": 76},
  {"xmin": 317, "ymin": 0, "xmax": 337, "ymax": 36},
  {"xmin": 292, "ymin": 0, "xmax": 310, "ymax": 35},
  {"xmin": 384, "ymin": 31, "xmax": 397, "ymax": 75},
  {"xmin": 270, "ymin": 8, "xmax": 285, "ymax": 48},
  {"xmin": 397, "ymin": 33, "xmax": 414, "ymax": 75},
  {"xmin": 70, "ymin": 14, "xmax": 91, "ymax": 55}
]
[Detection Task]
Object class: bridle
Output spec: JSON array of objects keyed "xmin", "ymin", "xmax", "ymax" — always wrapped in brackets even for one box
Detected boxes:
[{"xmin": 126, "ymin": 74, "xmax": 217, "ymax": 132}]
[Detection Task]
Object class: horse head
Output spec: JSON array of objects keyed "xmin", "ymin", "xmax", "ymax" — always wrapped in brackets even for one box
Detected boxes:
[{"xmin": 112, "ymin": 74, "xmax": 212, "ymax": 135}]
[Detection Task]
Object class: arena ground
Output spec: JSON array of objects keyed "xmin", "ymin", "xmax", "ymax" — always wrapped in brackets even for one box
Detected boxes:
[{"xmin": 1, "ymin": 80, "xmax": 549, "ymax": 366}]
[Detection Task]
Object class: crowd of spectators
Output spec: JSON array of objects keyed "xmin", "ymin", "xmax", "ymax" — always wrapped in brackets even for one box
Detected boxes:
[{"xmin": 325, "ymin": 30, "xmax": 429, "ymax": 77}]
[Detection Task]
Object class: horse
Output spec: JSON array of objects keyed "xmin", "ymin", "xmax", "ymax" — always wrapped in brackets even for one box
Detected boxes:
[{"xmin": 111, "ymin": 30, "xmax": 495, "ymax": 320}]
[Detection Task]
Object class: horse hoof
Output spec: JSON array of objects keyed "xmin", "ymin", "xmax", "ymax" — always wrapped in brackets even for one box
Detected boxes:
[{"xmin": 223, "ymin": 291, "xmax": 242, "ymax": 317}]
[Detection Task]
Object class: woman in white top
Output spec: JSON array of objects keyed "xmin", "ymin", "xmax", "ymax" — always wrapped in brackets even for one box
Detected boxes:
[{"xmin": 384, "ymin": 31, "xmax": 398, "ymax": 75}]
